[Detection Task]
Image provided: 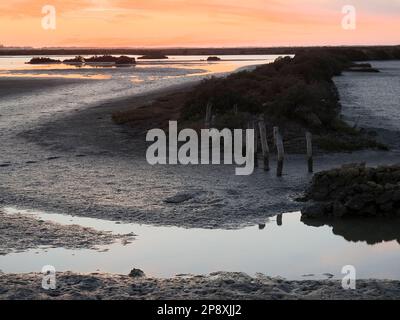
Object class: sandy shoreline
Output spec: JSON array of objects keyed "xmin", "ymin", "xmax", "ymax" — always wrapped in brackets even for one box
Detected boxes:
[{"xmin": 1, "ymin": 271, "xmax": 400, "ymax": 300}]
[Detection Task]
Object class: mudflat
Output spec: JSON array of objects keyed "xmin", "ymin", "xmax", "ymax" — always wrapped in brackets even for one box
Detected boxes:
[{"xmin": 1, "ymin": 271, "xmax": 400, "ymax": 300}]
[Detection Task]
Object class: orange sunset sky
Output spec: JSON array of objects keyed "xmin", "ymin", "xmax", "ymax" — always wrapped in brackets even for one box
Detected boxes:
[{"xmin": 0, "ymin": 0, "xmax": 399, "ymax": 48}]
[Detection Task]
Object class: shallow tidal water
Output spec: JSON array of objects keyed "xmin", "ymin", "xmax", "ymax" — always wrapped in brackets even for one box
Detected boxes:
[
  {"xmin": 2, "ymin": 207, "xmax": 400, "ymax": 280},
  {"xmin": 334, "ymin": 60, "xmax": 400, "ymax": 135}
]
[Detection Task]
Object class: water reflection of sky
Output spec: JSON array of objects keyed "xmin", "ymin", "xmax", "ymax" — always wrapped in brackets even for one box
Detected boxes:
[
  {"xmin": 1, "ymin": 207, "xmax": 400, "ymax": 280},
  {"xmin": 0, "ymin": 55, "xmax": 286, "ymax": 80}
]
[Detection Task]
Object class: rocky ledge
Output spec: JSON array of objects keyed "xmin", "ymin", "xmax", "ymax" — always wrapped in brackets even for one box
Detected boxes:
[{"xmin": 301, "ymin": 163, "xmax": 400, "ymax": 218}]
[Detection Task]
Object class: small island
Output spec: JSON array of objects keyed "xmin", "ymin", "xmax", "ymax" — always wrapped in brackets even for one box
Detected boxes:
[
  {"xmin": 82, "ymin": 55, "xmax": 136, "ymax": 65},
  {"xmin": 137, "ymin": 54, "xmax": 168, "ymax": 60},
  {"xmin": 207, "ymin": 56, "xmax": 221, "ymax": 61},
  {"xmin": 63, "ymin": 56, "xmax": 85, "ymax": 65},
  {"xmin": 26, "ymin": 57, "xmax": 62, "ymax": 64},
  {"xmin": 26, "ymin": 55, "xmax": 135, "ymax": 66},
  {"xmin": 115, "ymin": 55, "xmax": 136, "ymax": 65},
  {"xmin": 85, "ymin": 55, "xmax": 119, "ymax": 64}
]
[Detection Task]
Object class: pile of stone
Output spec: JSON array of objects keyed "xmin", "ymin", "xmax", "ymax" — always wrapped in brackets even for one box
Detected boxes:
[{"xmin": 301, "ymin": 163, "xmax": 400, "ymax": 218}]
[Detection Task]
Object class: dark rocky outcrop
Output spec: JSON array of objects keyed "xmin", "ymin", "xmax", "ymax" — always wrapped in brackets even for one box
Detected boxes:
[
  {"xmin": 128, "ymin": 268, "xmax": 145, "ymax": 278},
  {"xmin": 77, "ymin": 55, "xmax": 136, "ymax": 65},
  {"xmin": 85, "ymin": 55, "xmax": 117, "ymax": 63},
  {"xmin": 63, "ymin": 56, "xmax": 85, "ymax": 64},
  {"xmin": 207, "ymin": 56, "xmax": 221, "ymax": 61},
  {"xmin": 138, "ymin": 54, "xmax": 168, "ymax": 60},
  {"xmin": 27, "ymin": 57, "xmax": 61, "ymax": 64},
  {"xmin": 115, "ymin": 56, "xmax": 136, "ymax": 65},
  {"xmin": 301, "ymin": 163, "xmax": 400, "ymax": 218}
]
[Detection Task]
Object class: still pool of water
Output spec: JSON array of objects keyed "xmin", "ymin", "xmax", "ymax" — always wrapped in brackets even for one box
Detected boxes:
[{"xmin": 1, "ymin": 207, "xmax": 400, "ymax": 280}]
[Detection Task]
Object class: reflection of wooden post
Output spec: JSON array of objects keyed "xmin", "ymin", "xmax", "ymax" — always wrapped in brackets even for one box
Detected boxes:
[
  {"xmin": 277, "ymin": 214, "xmax": 283, "ymax": 226},
  {"xmin": 306, "ymin": 131, "xmax": 313, "ymax": 173},
  {"xmin": 258, "ymin": 118, "xmax": 270, "ymax": 171},
  {"xmin": 276, "ymin": 132, "xmax": 284, "ymax": 177},
  {"xmin": 205, "ymin": 102, "xmax": 212, "ymax": 128}
]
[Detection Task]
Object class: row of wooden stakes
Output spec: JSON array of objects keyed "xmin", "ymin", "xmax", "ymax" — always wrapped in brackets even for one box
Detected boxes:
[
  {"xmin": 250, "ymin": 117, "xmax": 313, "ymax": 177},
  {"xmin": 205, "ymin": 103, "xmax": 313, "ymax": 177}
]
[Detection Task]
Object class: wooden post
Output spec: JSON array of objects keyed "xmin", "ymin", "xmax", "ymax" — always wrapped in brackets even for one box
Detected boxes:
[
  {"xmin": 211, "ymin": 115, "xmax": 216, "ymax": 128},
  {"xmin": 276, "ymin": 132, "xmax": 284, "ymax": 177},
  {"xmin": 258, "ymin": 118, "xmax": 270, "ymax": 171},
  {"xmin": 306, "ymin": 131, "xmax": 313, "ymax": 173},
  {"xmin": 205, "ymin": 102, "xmax": 212, "ymax": 128},
  {"xmin": 249, "ymin": 121, "xmax": 258, "ymax": 168},
  {"xmin": 233, "ymin": 104, "xmax": 238, "ymax": 115},
  {"xmin": 273, "ymin": 126, "xmax": 279, "ymax": 149},
  {"xmin": 253, "ymin": 120, "xmax": 259, "ymax": 154}
]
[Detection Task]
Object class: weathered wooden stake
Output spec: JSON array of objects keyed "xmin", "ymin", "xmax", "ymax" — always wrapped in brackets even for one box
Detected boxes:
[
  {"xmin": 273, "ymin": 126, "xmax": 279, "ymax": 149},
  {"xmin": 276, "ymin": 131, "xmax": 284, "ymax": 177},
  {"xmin": 211, "ymin": 115, "xmax": 216, "ymax": 128},
  {"xmin": 249, "ymin": 121, "xmax": 258, "ymax": 167},
  {"xmin": 258, "ymin": 118, "xmax": 270, "ymax": 171},
  {"xmin": 253, "ymin": 120, "xmax": 259, "ymax": 154},
  {"xmin": 306, "ymin": 131, "xmax": 313, "ymax": 173},
  {"xmin": 233, "ymin": 104, "xmax": 238, "ymax": 115},
  {"xmin": 205, "ymin": 102, "xmax": 212, "ymax": 128}
]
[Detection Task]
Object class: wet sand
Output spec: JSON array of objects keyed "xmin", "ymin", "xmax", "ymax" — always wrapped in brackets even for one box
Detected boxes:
[
  {"xmin": 0, "ymin": 210, "xmax": 134, "ymax": 256},
  {"xmin": 1, "ymin": 271, "xmax": 400, "ymax": 300}
]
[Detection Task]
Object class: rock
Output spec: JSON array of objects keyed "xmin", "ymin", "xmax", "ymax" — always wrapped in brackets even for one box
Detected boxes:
[
  {"xmin": 128, "ymin": 268, "xmax": 145, "ymax": 278},
  {"xmin": 379, "ymin": 202, "xmax": 393, "ymax": 212},
  {"xmin": 332, "ymin": 201, "xmax": 346, "ymax": 218},
  {"xmin": 345, "ymin": 194, "xmax": 373, "ymax": 211},
  {"xmin": 393, "ymin": 190, "xmax": 400, "ymax": 202},
  {"xmin": 341, "ymin": 162, "xmax": 366, "ymax": 170},
  {"xmin": 362, "ymin": 205, "xmax": 377, "ymax": 216},
  {"xmin": 302, "ymin": 164, "xmax": 400, "ymax": 219},
  {"xmin": 301, "ymin": 203, "xmax": 330, "ymax": 218},
  {"xmin": 376, "ymin": 191, "xmax": 393, "ymax": 204},
  {"xmin": 164, "ymin": 192, "xmax": 194, "ymax": 204},
  {"xmin": 78, "ymin": 277, "xmax": 102, "ymax": 291}
]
